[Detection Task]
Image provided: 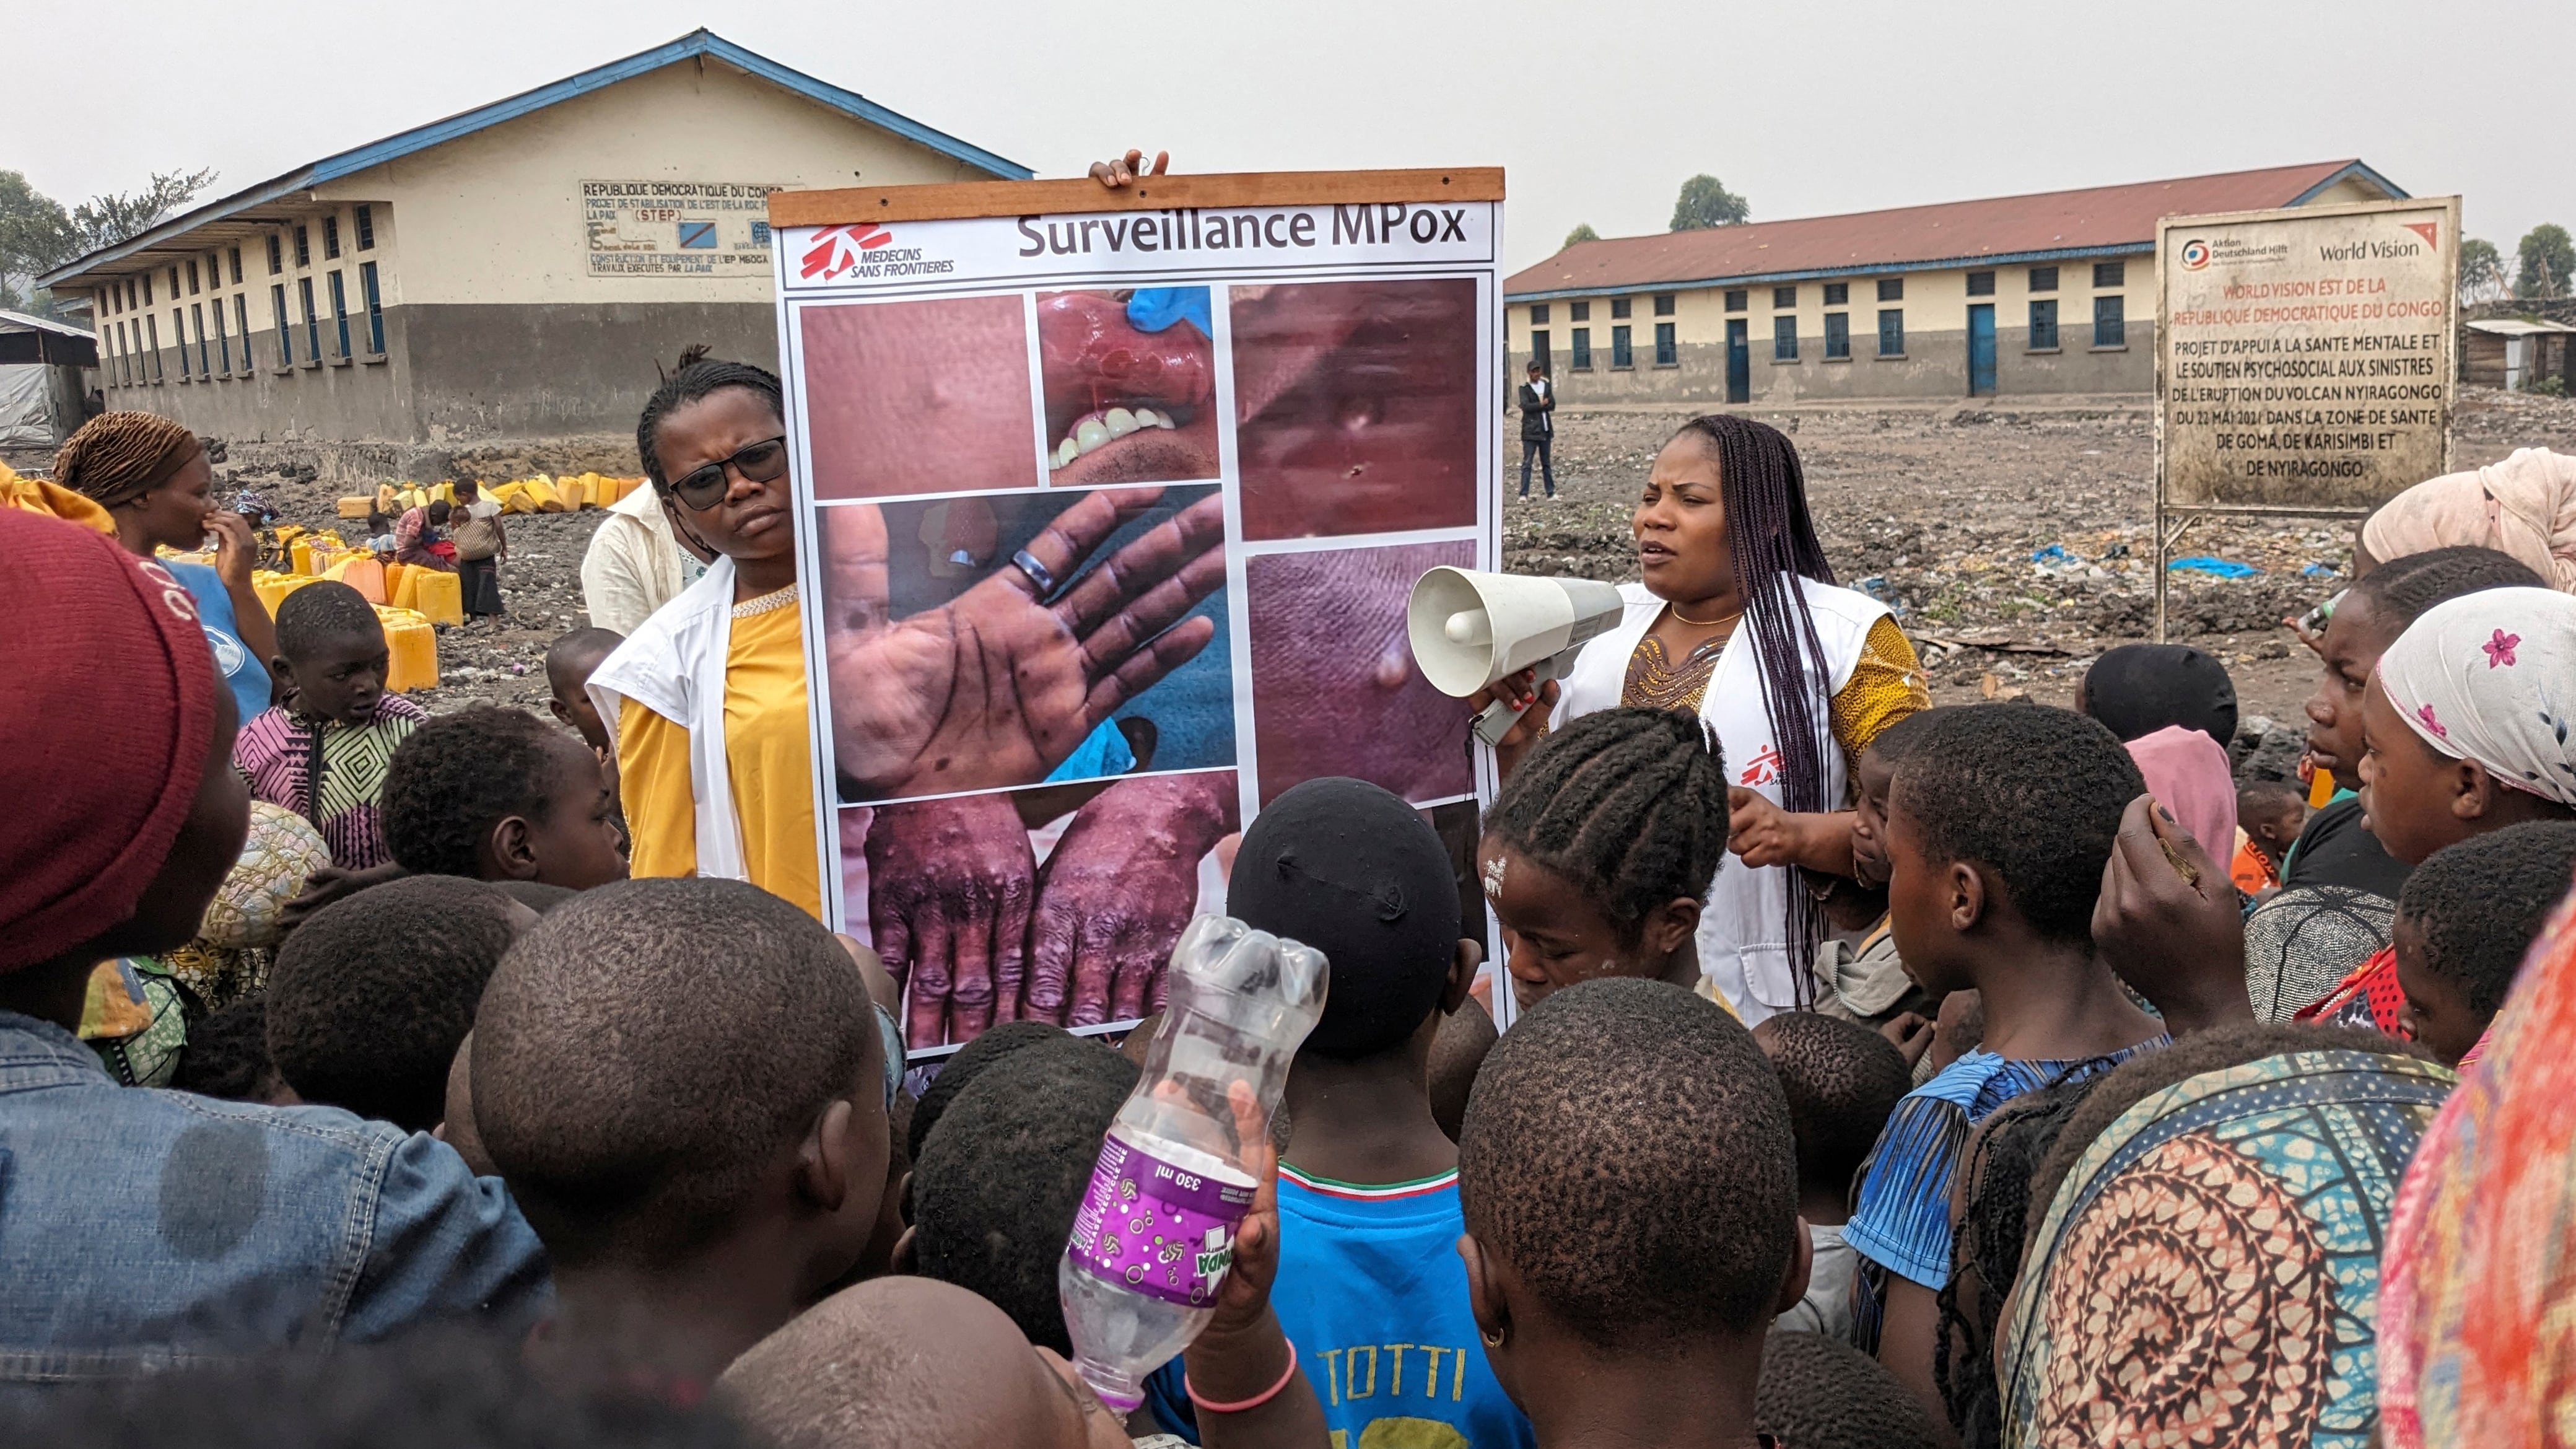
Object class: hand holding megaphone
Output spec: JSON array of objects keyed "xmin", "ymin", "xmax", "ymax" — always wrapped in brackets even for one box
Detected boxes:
[{"xmin": 1407, "ymin": 568, "xmax": 1628, "ymax": 747}]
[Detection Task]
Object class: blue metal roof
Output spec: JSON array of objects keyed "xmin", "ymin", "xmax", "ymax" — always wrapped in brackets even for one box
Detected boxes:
[
  {"xmin": 40, "ymin": 30, "xmax": 1028, "ymax": 287},
  {"xmin": 2285, "ymin": 160, "xmax": 2411, "ymax": 207}
]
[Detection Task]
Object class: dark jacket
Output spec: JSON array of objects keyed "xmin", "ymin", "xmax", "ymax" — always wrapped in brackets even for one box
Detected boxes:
[{"xmin": 1517, "ymin": 379, "xmax": 1554, "ymax": 440}]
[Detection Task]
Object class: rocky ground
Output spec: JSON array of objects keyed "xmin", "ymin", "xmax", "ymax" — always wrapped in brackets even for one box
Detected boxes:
[
  {"xmin": 214, "ymin": 387, "xmax": 2576, "ymax": 776},
  {"xmin": 1503, "ymin": 386, "xmax": 2576, "ymax": 772}
]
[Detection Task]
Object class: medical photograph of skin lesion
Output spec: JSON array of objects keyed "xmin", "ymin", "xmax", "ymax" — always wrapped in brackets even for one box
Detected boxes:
[
  {"xmin": 1034, "ymin": 287, "xmax": 1219, "ymax": 486},
  {"xmin": 799, "ymin": 294, "xmax": 1042, "ymax": 501},
  {"xmin": 840, "ymin": 770, "xmax": 1241, "ymax": 1049},
  {"xmin": 1228, "ymin": 277, "xmax": 1481, "ymax": 541},
  {"xmin": 1245, "ymin": 538, "xmax": 1476, "ymax": 807},
  {"xmin": 814, "ymin": 484, "xmax": 1234, "ymax": 805}
]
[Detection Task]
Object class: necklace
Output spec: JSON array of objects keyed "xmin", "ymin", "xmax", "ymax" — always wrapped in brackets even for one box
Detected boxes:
[
  {"xmin": 1667, "ymin": 603, "xmax": 1742, "ymax": 628},
  {"xmin": 731, "ymin": 581, "xmax": 800, "ymax": 619}
]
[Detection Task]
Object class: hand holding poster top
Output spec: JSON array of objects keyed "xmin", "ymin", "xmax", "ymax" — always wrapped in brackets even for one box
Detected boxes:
[{"xmin": 769, "ymin": 168, "xmax": 1506, "ymax": 1057}]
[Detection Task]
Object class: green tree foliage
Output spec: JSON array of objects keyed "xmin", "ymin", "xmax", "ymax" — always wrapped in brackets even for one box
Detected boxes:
[
  {"xmin": 0, "ymin": 172, "xmax": 76, "ymax": 312},
  {"xmin": 2458, "ymin": 237, "xmax": 2508, "ymax": 304},
  {"xmin": 68, "ymin": 167, "xmax": 218, "ymax": 254},
  {"xmin": 1669, "ymin": 175, "xmax": 1750, "ymax": 232},
  {"xmin": 2518, "ymin": 224, "xmax": 2575, "ymax": 300},
  {"xmin": 0, "ymin": 167, "xmax": 215, "ymax": 316},
  {"xmin": 1563, "ymin": 222, "xmax": 1600, "ymax": 249}
]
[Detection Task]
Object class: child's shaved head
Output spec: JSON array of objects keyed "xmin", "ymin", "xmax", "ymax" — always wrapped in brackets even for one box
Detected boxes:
[
  {"xmin": 472, "ymin": 877, "xmax": 881, "ymax": 1267},
  {"xmin": 717, "ymin": 1277, "xmax": 1123, "ymax": 1449},
  {"xmin": 1460, "ymin": 977, "xmax": 1799, "ymax": 1347},
  {"xmin": 273, "ymin": 580, "xmax": 381, "ymax": 662},
  {"xmin": 546, "ymin": 626, "xmax": 624, "ymax": 752},
  {"xmin": 546, "ymin": 627, "xmax": 623, "ymax": 695},
  {"xmin": 1753, "ymin": 1012, "xmax": 1911, "ymax": 1199}
]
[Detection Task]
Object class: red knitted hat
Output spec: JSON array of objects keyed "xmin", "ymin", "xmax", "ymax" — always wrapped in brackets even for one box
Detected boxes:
[{"xmin": 0, "ymin": 509, "xmax": 218, "ymax": 971}]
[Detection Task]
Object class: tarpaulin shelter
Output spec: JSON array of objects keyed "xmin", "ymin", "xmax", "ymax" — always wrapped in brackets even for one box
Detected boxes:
[{"xmin": 0, "ymin": 311, "xmax": 99, "ymax": 449}]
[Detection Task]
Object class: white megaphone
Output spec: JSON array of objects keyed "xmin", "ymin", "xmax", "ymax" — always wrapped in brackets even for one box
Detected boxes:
[{"xmin": 1408, "ymin": 567, "xmax": 1628, "ymax": 746}]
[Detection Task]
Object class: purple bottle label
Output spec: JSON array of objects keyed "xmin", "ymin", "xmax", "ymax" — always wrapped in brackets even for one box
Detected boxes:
[{"xmin": 1066, "ymin": 1132, "xmax": 1255, "ymax": 1308}]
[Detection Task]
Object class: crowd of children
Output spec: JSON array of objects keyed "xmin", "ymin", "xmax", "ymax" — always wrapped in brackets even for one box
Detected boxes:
[{"xmin": 14, "ymin": 395, "xmax": 2576, "ymax": 1449}]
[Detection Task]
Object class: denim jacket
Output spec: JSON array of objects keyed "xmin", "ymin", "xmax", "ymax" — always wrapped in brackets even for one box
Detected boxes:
[{"xmin": 0, "ymin": 1010, "xmax": 550, "ymax": 1384}]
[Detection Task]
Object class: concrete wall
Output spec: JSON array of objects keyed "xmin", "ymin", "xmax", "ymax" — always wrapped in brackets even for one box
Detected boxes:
[
  {"xmin": 79, "ymin": 55, "xmax": 998, "ymax": 453},
  {"xmin": 1507, "ymin": 252, "xmax": 2154, "ymax": 403}
]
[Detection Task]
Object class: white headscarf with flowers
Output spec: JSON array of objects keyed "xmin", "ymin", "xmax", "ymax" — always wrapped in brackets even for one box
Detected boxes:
[{"xmin": 2376, "ymin": 586, "xmax": 2576, "ymax": 807}]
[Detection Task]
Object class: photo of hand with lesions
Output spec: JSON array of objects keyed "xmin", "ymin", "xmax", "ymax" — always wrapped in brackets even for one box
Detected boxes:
[
  {"xmin": 814, "ymin": 484, "xmax": 1233, "ymax": 805},
  {"xmin": 842, "ymin": 771, "xmax": 1241, "ymax": 1049}
]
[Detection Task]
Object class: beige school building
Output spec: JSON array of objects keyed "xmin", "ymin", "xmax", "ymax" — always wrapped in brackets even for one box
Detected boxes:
[
  {"xmin": 38, "ymin": 31, "xmax": 1023, "ymax": 469},
  {"xmin": 1503, "ymin": 160, "xmax": 2407, "ymax": 405}
]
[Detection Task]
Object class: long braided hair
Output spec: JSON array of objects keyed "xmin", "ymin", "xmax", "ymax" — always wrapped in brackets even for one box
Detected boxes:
[
  {"xmin": 634, "ymin": 344, "xmax": 785, "ymax": 494},
  {"xmin": 1931, "ymin": 1080, "xmax": 2096, "ymax": 1448},
  {"xmin": 1669, "ymin": 414, "xmax": 1836, "ymax": 1002},
  {"xmin": 1484, "ymin": 706, "xmax": 1731, "ymax": 945}
]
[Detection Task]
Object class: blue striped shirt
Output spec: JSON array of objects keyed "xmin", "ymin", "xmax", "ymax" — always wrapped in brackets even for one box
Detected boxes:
[{"xmin": 1844, "ymin": 1040, "xmax": 2165, "ymax": 1290}]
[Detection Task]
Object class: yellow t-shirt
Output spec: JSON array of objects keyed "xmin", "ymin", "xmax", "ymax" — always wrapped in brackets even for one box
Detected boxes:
[{"xmin": 618, "ymin": 599, "xmax": 823, "ymax": 920}]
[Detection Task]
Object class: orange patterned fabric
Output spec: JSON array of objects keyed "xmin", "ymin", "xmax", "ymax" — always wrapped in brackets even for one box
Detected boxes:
[{"xmin": 2380, "ymin": 873, "xmax": 2576, "ymax": 1448}]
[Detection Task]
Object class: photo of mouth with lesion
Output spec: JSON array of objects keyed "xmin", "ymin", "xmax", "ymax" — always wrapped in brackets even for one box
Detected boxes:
[{"xmin": 1036, "ymin": 287, "xmax": 1221, "ymax": 486}]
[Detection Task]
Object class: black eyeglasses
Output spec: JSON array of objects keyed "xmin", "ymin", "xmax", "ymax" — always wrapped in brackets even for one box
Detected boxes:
[{"xmin": 668, "ymin": 436, "xmax": 788, "ymax": 510}]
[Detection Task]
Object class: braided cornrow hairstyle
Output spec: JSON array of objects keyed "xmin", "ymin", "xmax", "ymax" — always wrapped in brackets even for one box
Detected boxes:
[
  {"xmin": 1485, "ymin": 706, "xmax": 1731, "ymax": 943},
  {"xmin": 1931, "ymin": 1079, "xmax": 2097, "ymax": 1449},
  {"xmin": 1671, "ymin": 414, "xmax": 1838, "ymax": 1004},
  {"xmin": 634, "ymin": 344, "xmax": 785, "ymax": 492}
]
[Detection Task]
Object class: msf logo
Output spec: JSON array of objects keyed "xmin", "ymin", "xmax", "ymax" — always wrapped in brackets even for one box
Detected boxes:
[{"xmin": 800, "ymin": 224, "xmax": 894, "ymax": 281}]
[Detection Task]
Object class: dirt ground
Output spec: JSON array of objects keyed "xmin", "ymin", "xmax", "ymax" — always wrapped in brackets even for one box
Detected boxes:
[
  {"xmin": 1503, "ymin": 385, "xmax": 2576, "ymax": 768},
  {"xmin": 221, "ymin": 386, "xmax": 2576, "ymax": 771}
]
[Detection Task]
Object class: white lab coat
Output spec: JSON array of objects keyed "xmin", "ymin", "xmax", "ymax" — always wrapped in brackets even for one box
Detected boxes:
[{"xmin": 1551, "ymin": 577, "xmax": 1889, "ymax": 1023}]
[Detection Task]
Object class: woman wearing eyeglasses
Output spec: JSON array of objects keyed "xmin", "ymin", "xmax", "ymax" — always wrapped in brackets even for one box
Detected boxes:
[
  {"xmin": 588, "ymin": 347, "xmax": 827, "ymax": 916},
  {"xmin": 589, "ymin": 334, "xmax": 1229, "ymax": 935}
]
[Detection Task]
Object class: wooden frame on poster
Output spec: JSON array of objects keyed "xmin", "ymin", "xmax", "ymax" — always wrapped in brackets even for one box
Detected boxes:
[{"xmin": 769, "ymin": 169, "xmax": 1506, "ymax": 227}]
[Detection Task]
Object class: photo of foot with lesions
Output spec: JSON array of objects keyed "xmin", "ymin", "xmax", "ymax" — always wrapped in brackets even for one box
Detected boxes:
[
  {"xmin": 816, "ymin": 484, "xmax": 1234, "ymax": 805},
  {"xmin": 1036, "ymin": 287, "xmax": 1221, "ymax": 486}
]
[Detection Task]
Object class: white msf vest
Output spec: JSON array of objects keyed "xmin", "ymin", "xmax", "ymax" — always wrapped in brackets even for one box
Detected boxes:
[{"xmin": 1552, "ymin": 577, "xmax": 1890, "ymax": 1025}]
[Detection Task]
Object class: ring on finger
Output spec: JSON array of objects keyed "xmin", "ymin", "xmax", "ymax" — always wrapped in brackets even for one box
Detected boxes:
[{"xmin": 1010, "ymin": 548, "xmax": 1059, "ymax": 597}]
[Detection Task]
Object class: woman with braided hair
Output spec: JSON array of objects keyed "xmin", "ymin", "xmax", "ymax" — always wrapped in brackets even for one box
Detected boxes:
[
  {"xmin": 54, "ymin": 410, "xmax": 276, "ymax": 725},
  {"xmin": 1482, "ymin": 415, "xmax": 1928, "ymax": 1023}
]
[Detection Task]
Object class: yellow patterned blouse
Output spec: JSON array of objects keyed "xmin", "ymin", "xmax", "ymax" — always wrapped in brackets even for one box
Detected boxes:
[{"xmin": 1621, "ymin": 614, "xmax": 1929, "ymax": 765}]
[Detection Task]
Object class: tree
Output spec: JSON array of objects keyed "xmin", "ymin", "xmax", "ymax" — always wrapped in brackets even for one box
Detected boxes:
[
  {"xmin": 1669, "ymin": 174, "xmax": 1750, "ymax": 232},
  {"xmin": 1563, "ymin": 222, "xmax": 1600, "ymax": 249},
  {"xmin": 68, "ymin": 167, "xmax": 217, "ymax": 253},
  {"xmin": 2518, "ymin": 224, "xmax": 2575, "ymax": 300},
  {"xmin": 2459, "ymin": 237, "xmax": 2508, "ymax": 304},
  {"xmin": 0, "ymin": 167, "xmax": 214, "ymax": 317},
  {"xmin": 0, "ymin": 172, "xmax": 76, "ymax": 312}
]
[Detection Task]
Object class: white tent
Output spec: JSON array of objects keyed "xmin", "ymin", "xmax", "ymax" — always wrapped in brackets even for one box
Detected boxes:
[{"xmin": 0, "ymin": 310, "xmax": 98, "ymax": 450}]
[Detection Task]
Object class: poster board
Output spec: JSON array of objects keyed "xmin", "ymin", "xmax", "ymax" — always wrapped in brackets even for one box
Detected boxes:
[
  {"xmin": 768, "ymin": 169, "xmax": 1507, "ymax": 1061},
  {"xmin": 2152, "ymin": 195, "xmax": 2459, "ymax": 636}
]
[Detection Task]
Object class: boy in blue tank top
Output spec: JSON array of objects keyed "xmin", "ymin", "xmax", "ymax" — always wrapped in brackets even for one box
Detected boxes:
[{"xmin": 1144, "ymin": 776, "xmax": 1532, "ymax": 1449}]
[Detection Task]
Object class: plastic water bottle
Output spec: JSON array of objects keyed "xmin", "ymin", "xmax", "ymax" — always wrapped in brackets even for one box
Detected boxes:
[{"xmin": 1060, "ymin": 914, "xmax": 1329, "ymax": 1410}]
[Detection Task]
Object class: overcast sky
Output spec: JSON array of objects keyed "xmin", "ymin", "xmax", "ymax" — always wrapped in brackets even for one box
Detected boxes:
[{"xmin": 22, "ymin": 0, "xmax": 2572, "ymax": 276}]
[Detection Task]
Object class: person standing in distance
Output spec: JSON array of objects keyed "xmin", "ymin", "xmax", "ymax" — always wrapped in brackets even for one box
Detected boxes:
[{"xmin": 1517, "ymin": 360, "xmax": 1556, "ymax": 500}]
